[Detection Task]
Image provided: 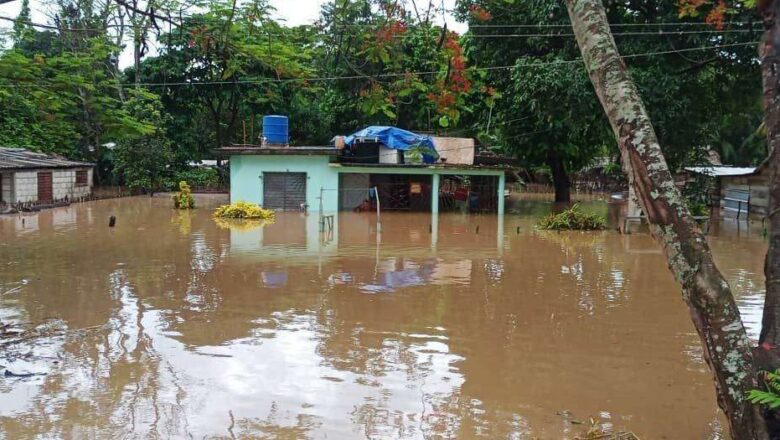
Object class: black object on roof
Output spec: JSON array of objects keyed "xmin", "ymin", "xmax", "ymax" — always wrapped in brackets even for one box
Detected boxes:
[{"xmin": 0, "ymin": 147, "xmax": 94, "ymax": 170}]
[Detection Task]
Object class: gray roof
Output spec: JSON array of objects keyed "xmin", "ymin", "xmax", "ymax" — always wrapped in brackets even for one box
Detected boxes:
[
  {"xmin": 685, "ymin": 166, "xmax": 756, "ymax": 177},
  {"xmin": 0, "ymin": 147, "xmax": 94, "ymax": 170}
]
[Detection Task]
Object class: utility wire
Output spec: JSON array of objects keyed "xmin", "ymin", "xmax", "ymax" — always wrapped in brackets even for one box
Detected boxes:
[
  {"xmin": 467, "ymin": 21, "xmax": 763, "ymax": 28},
  {"xmin": 0, "ymin": 41, "xmax": 759, "ymax": 89},
  {"xmin": 334, "ymin": 21, "xmax": 763, "ymax": 28},
  {"xmin": 455, "ymin": 29, "xmax": 758, "ymax": 38},
  {"xmin": 0, "ymin": 14, "xmax": 764, "ymax": 36}
]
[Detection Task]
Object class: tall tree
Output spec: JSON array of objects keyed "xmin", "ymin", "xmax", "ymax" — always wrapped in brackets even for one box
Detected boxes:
[
  {"xmin": 12, "ymin": 0, "xmax": 33, "ymax": 44},
  {"xmin": 565, "ymin": 0, "xmax": 767, "ymax": 437},
  {"xmin": 317, "ymin": 0, "xmax": 484, "ymax": 134},
  {"xmin": 456, "ymin": 0, "xmax": 762, "ymax": 203},
  {"xmin": 113, "ymin": 89, "xmax": 173, "ymax": 194}
]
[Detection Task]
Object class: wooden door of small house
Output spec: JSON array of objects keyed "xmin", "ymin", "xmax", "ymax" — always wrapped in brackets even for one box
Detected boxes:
[
  {"xmin": 263, "ymin": 172, "xmax": 306, "ymax": 211},
  {"xmin": 37, "ymin": 171, "xmax": 53, "ymax": 203}
]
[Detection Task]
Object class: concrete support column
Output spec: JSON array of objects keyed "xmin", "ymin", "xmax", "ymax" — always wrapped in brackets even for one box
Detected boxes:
[
  {"xmin": 431, "ymin": 212, "xmax": 439, "ymax": 249},
  {"xmin": 431, "ymin": 173, "xmax": 440, "ymax": 214},
  {"xmin": 497, "ymin": 213, "xmax": 504, "ymax": 255},
  {"xmin": 497, "ymin": 173, "xmax": 506, "ymax": 216}
]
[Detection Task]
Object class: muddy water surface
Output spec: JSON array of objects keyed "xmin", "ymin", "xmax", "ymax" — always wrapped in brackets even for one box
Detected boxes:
[{"xmin": 0, "ymin": 195, "xmax": 769, "ymax": 439}]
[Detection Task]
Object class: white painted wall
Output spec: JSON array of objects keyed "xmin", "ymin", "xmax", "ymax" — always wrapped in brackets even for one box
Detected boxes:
[{"xmin": 10, "ymin": 168, "xmax": 93, "ymax": 203}]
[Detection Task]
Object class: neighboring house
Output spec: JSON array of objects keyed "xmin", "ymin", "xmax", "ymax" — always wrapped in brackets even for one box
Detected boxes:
[
  {"xmin": 685, "ymin": 164, "xmax": 768, "ymax": 219},
  {"xmin": 217, "ymin": 127, "xmax": 509, "ymax": 215},
  {"xmin": 0, "ymin": 147, "xmax": 94, "ymax": 205}
]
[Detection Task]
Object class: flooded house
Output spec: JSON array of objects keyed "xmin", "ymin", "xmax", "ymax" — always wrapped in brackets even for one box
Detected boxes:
[
  {"xmin": 685, "ymin": 163, "xmax": 769, "ymax": 219},
  {"xmin": 217, "ymin": 121, "xmax": 510, "ymax": 215},
  {"xmin": 0, "ymin": 147, "xmax": 94, "ymax": 207}
]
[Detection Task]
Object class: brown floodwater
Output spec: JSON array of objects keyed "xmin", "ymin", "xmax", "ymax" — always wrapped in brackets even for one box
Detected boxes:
[{"xmin": 0, "ymin": 195, "xmax": 769, "ymax": 439}]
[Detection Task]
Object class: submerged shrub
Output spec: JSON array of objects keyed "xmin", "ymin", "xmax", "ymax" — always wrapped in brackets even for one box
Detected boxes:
[
  {"xmin": 172, "ymin": 181, "xmax": 195, "ymax": 209},
  {"xmin": 213, "ymin": 201, "xmax": 275, "ymax": 220},
  {"xmin": 538, "ymin": 204, "xmax": 606, "ymax": 231},
  {"xmin": 213, "ymin": 217, "xmax": 268, "ymax": 231}
]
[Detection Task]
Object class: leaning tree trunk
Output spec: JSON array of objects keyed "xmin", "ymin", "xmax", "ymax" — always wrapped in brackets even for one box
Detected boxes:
[
  {"xmin": 565, "ymin": 0, "xmax": 768, "ymax": 438},
  {"xmin": 759, "ymin": 0, "xmax": 780, "ymax": 353}
]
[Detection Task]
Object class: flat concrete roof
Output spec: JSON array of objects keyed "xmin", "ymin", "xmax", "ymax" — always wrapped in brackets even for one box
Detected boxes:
[
  {"xmin": 215, "ymin": 146, "xmax": 338, "ymax": 156},
  {"xmin": 330, "ymin": 163, "xmax": 508, "ymax": 175}
]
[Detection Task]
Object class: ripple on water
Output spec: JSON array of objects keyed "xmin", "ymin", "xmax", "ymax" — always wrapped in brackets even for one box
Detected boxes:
[{"xmin": 0, "ymin": 198, "xmax": 763, "ymax": 439}]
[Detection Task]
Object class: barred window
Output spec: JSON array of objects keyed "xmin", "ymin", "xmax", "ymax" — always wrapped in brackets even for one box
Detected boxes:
[{"xmin": 75, "ymin": 170, "xmax": 88, "ymax": 187}]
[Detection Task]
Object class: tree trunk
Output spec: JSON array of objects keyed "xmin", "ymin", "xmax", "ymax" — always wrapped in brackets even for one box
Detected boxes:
[
  {"xmin": 759, "ymin": 0, "xmax": 780, "ymax": 353},
  {"xmin": 547, "ymin": 151, "xmax": 571, "ymax": 203},
  {"xmin": 134, "ymin": 35, "xmax": 142, "ymax": 88},
  {"xmin": 565, "ymin": 1, "xmax": 768, "ymax": 438}
]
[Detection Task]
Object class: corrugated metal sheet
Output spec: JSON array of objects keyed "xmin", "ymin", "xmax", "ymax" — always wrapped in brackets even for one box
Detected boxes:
[
  {"xmin": 263, "ymin": 172, "xmax": 306, "ymax": 211},
  {"xmin": 0, "ymin": 147, "xmax": 94, "ymax": 170},
  {"xmin": 685, "ymin": 166, "xmax": 756, "ymax": 177}
]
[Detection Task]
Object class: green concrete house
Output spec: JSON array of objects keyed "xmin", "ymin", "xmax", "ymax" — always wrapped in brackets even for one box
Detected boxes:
[{"xmin": 217, "ymin": 143, "xmax": 507, "ymax": 215}]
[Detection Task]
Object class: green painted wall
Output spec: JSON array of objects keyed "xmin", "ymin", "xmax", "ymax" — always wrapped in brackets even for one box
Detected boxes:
[
  {"xmin": 229, "ymin": 155, "xmax": 506, "ymax": 214},
  {"xmin": 229, "ymin": 155, "xmax": 340, "ymax": 212}
]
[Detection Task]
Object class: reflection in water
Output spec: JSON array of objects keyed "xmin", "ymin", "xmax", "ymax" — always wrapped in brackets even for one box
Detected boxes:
[{"xmin": 0, "ymin": 195, "xmax": 766, "ymax": 439}]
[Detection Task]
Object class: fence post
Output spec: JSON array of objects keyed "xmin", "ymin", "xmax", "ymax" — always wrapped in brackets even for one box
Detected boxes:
[
  {"xmin": 319, "ymin": 187, "xmax": 324, "ymax": 231},
  {"xmin": 375, "ymin": 186, "xmax": 382, "ymax": 233}
]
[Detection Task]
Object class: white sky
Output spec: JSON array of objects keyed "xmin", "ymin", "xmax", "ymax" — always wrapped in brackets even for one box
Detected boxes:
[{"xmin": 0, "ymin": 0, "xmax": 466, "ymax": 67}]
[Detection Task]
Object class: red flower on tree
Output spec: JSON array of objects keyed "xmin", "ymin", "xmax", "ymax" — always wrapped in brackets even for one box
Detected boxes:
[{"xmin": 468, "ymin": 5, "xmax": 492, "ymax": 22}]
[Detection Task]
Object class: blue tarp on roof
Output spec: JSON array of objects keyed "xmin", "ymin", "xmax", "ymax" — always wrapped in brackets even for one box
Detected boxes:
[{"xmin": 343, "ymin": 126, "xmax": 437, "ymax": 163}]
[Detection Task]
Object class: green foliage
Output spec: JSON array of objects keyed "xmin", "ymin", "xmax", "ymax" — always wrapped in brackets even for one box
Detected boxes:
[
  {"xmin": 167, "ymin": 168, "xmax": 221, "ymax": 190},
  {"xmin": 455, "ymin": 0, "xmax": 764, "ymax": 197},
  {"xmin": 12, "ymin": 0, "xmax": 34, "ymax": 45},
  {"xmin": 172, "ymin": 181, "xmax": 195, "ymax": 210},
  {"xmin": 314, "ymin": 0, "xmax": 482, "ymax": 133},
  {"xmin": 683, "ymin": 174, "xmax": 714, "ymax": 217},
  {"xmin": 0, "ymin": 0, "xmax": 155, "ymax": 182},
  {"xmin": 538, "ymin": 204, "xmax": 606, "ymax": 231},
  {"xmin": 113, "ymin": 90, "xmax": 174, "ymax": 192},
  {"xmin": 214, "ymin": 201, "xmax": 275, "ymax": 220},
  {"xmin": 138, "ymin": 0, "xmax": 317, "ymax": 155},
  {"xmin": 748, "ymin": 370, "xmax": 780, "ymax": 409},
  {"xmin": 0, "ymin": 0, "xmax": 765, "ymax": 195},
  {"xmin": 405, "ymin": 144, "xmax": 439, "ymax": 164}
]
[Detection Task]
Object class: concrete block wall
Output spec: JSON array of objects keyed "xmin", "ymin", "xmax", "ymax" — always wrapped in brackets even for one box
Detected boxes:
[
  {"xmin": 52, "ymin": 169, "xmax": 92, "ymax": 200},
  {"xmin": 9, "ymin": 168, "xmax": 93, "ymax": 203},
  {"xmin": 13, "ymin": 171, "xmax": 38, "ymax": 203}
]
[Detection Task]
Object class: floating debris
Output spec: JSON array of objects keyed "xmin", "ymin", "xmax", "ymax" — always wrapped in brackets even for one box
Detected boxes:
[{"xmin": 576, "ymin": 418, "xmax": 640, "ymax": 440}]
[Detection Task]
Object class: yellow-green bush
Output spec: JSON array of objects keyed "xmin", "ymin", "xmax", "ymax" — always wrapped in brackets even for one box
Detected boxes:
[
  {"xmin": 172, "ymin": 181, "xmax": 195, "ymax": 209},
  {"xmin": 213, "ymin": 217, "xmax": 267, "ymax": 231},
  {"xmin": 213, "ymin": 201, "xmax": 275, "ymax": 220},
  {"xmin": 538, "ymin": 204, "xmax": 605, "ymax": 231}
]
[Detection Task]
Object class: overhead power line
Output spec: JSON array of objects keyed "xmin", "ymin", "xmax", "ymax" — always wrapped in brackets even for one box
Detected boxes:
[
  {"xmin": 467, "ymin": 21, "xmax": 762, "ymax": 28},
  {"xmin": 335, "ymin": 21, "xmax": 762, "ymax": 29},
  {"xmin": 458, "ymin": 29, "xmax": 757, "ymax": 38},
  {"xmin": 0, "ymin": 41, "xmax": 759, "ymax": 90},
  {"xmin": 0, "ymin": 14, "xmax": 765, "ymax": 36}
]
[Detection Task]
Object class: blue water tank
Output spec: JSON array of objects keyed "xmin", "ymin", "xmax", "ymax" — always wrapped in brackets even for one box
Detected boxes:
[{"xmin": 263, "ymin": 115, "xmax": 289, "ymax": 145}]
